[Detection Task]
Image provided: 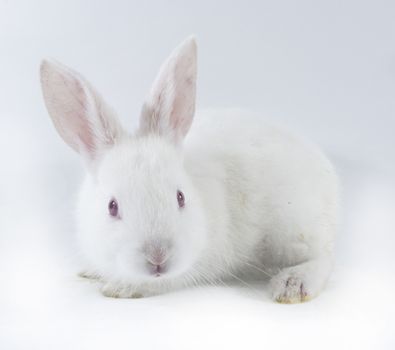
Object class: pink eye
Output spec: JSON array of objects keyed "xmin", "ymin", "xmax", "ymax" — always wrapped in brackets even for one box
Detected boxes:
[
  {"xmin": 177, "ymin": 190, "xmax": 185, "ymax": 208},
  {"xmin": 108, "ymin": 199, "xmax": 119, "ymax": 217}
]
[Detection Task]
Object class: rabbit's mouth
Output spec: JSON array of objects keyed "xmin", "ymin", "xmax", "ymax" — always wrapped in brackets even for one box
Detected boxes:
[
  {"xmin": 143, "ymin": 240, "xmax": 173, "ymax": 277},
  {"xmin": 146, "ymin": 260, "xmax": 169, "ymax": 277}
]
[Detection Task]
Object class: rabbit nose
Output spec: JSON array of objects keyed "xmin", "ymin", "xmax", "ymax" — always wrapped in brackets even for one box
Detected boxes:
[
  {"xmin": 143, "ymin": 243, "xmax": 171, "ymax": 276},
  {"xmin": 146, "ymin": 249, "xmax": 168, "ymax": 266},
  {"xmin": 146, "ymin": 254, "xmax": 169, "ymax": 276}
]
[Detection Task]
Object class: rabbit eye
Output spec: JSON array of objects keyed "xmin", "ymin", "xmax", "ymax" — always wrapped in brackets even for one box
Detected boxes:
[
  {"xmin": 177, "ymin": 190, "xmax": 185, "ymax": 208},
  {"xmin": 108, "ymin": 199, "xmax": 119, "ymax": 217}
]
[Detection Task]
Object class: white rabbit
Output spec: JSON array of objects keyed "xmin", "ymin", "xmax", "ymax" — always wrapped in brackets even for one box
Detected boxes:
[{"xmin": 40, "ymin": 37, "xmax": 339, "ymax": 303}]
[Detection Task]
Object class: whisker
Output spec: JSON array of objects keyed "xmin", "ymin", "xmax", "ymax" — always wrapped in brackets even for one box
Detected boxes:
[
  {"xmin": 238, "ymin": 260, "xmax": 274, "ymax": 278},
  {"xmin": 232, "ymin": 252, "xmax": 278, "ymax": 278},
  {"xmin": 213, "ymin": 266, "xmax": 262, "ymax": 296},
  {"xmin": 196, "ymin": 269, "xmax": 228, "ymax": 288}
]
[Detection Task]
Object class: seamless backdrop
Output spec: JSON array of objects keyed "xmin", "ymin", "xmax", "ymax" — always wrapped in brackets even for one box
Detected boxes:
[{"xmin": 0, "ymin": 1, "xmax": 394, "ymax": 349}]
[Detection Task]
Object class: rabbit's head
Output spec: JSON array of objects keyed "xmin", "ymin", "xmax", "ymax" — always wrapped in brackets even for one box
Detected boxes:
[{"xmin": 41, "ymin": 38, "xmax": 207, "ymax": 285}]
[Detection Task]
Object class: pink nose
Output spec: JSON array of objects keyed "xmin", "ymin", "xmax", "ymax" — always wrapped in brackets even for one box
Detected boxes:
[
  {"xmin": 148, "ymin": 262, "xmax": 165, "ymax": 275},
  {"xmin": 145, "ymin": 248, "xmax": 169, "ymax": 275},
  {"xmin": 146, "ymin": 259, "xmax": 168, "ymax": 276},
  {"xmin": 146, "ymin": 250, "xmax": 167, "ymax": 266}
]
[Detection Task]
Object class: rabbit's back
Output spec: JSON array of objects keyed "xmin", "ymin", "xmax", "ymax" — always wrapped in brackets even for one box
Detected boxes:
[{"xmin": 185, "ymin": 109, "xmax": 339, "ymax": 272}]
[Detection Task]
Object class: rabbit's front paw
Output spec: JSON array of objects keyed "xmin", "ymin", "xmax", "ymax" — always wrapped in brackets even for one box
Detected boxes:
[
  {"xmin": 270, "ymin": 272, "xmax": 310, "ymax": 304},
  {"xmin": 270, "ymin": 258, "xmax": 331, "ymax": 303},
  {"xmin": 100, "ymin": 282, "xmax": 144, "ymax": 299},
  {"xmin": 78, "ymin": 270, "xmax": 99, "ymax": 280}
]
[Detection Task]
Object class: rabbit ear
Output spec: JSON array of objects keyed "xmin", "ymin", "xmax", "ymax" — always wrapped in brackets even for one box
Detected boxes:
[
  {"xmin": 139, "ymin": 37, "xmax": 197, "ymax": 144},
  {"xmin": 40, "ymin": 60, "xmax": 124, "ymax": 162}
]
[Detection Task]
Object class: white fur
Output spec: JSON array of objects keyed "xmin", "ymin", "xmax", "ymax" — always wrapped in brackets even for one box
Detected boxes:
[{"xmin": 41, "ymin": 37, "xmax": 339, "ymax": 303}]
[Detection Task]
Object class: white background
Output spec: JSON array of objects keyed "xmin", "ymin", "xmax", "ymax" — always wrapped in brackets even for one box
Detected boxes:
[{"xmin": 0, "ymin": 1, "xmax": 394, "ymax": 349}]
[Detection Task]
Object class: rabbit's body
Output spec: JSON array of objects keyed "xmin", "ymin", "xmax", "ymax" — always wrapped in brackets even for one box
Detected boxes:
[
  {"xmin": 186, "ymin": 110, "xmax": 338, "ymax": 300},
  {"xmin": 187, "ymin": 109, "xmax": 337, "ymax": 272},
  {"xmin": 41, "ymin": 38, "xmax": 339, "ymax": 303}
]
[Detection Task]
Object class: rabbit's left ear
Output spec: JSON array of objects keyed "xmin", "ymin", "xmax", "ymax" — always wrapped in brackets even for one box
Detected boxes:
[
  {"xmin": 40, "ymin": 60, "xmax": 125, "ymax": 164},
  {"xmin": 139, "ymin": 37, "xmax": 197, "ymax": 144}
]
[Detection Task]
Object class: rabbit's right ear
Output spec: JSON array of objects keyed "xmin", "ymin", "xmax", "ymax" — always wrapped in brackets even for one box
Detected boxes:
[
  {"xmin": 139, "ymin": 37, "xmax": 197, "ymax": 145},
  {"xmin": 40, "ymin": 60, "xmax": 124, "ymax": 163}
]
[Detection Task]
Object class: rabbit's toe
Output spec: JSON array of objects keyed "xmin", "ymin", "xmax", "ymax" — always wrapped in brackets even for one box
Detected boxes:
[{"xmin": 270, "ymin": 272, "xmax": 311, "ymax": 304}]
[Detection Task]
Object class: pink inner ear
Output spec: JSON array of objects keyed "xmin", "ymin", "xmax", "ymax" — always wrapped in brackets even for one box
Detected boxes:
[
  {"xmin": 42, "ymin": 59, "xmax": 123, "ymax": 163},
  {"xmin": 139, "ymin": 38, "xmax": 197, "ymax": 143},
  {"xmin": 169, "ymin": 72, "xmax": 195, "ymax": 138},
  {"xmin": 67, "ymin": 78, "xmax": 96, "ymax": 153},
  {"xmin": 169, "ymin": 49, "xmax": 196, "ymax": 139},
  {"xmin": 50, "ymin": 72, "xmax": 96, "ymax": 154}
]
